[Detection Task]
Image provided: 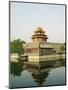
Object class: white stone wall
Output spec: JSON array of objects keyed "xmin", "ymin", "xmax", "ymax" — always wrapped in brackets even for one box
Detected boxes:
[
  {"xmin": 28, "ymin": 54, "xmax": 65, "ymax": 63},
  {"xmin": 10, "ymin": 53, "xmax": 19, "ymax": 62}
]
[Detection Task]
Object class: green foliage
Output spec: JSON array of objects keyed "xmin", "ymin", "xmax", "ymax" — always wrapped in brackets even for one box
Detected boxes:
[
  {"xmin": 10, "ymin": 39, "xmax": 25, "ymax": 54},
  {"xmin": 60, "ymin": 45, "xmax": 65, "ymax": 51}
]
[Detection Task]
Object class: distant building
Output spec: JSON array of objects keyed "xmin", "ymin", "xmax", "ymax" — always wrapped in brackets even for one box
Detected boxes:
[
  {"xmin": 24, "ymin": 27, "xmax": 64, "ymax": 55},
  {"xmin": 24, "ymin": 27, "xmax": 65, "ymax": 64}
]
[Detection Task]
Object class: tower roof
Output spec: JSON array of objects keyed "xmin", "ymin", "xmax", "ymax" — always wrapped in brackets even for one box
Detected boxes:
[
  {"xmin": 31, "ymin": 27, "xmax": 48, "ymax": 42},
  {"xmin": 34, "ymin": 27, "xmax": 45, "ymax": 33}
]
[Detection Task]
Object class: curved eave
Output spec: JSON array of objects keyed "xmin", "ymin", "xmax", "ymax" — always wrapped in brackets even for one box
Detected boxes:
[
  {"xmin": 32, "ymin": 35, "xmax": 48, "ymax": 39},
  {"xmin": 34, "ymin": 30, "xmax": 45, "ymax": 33}
]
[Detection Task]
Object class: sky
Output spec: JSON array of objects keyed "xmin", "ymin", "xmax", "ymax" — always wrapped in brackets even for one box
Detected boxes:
[{"xmin": 10, "ymin": 2, "xmax": 65, "ymax": 43}]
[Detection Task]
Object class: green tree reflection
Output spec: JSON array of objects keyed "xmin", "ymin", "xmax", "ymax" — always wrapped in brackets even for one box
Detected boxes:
[{"xmin": 11, "ymin": 62, "xmax": 24, "ymax": 77}]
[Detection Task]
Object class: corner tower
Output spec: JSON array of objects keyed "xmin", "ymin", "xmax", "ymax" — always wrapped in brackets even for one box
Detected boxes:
[
  {"xmin": 24, "ymin": 27, "xmax": 53, "ymax": 64},
  {"xmin": 32, "ymin": 27, "xmax": 48, "ymax": 43}
]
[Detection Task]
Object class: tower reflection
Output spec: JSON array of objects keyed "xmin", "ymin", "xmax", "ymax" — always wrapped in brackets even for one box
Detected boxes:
[
  {"xmin": 10, "ymin": 59, "xmax": 64, "ymax": 86},
  {"xmin": 32, "ymin": 69, "xmax": 49, "ymax": 86},
  {"xmin": 25, "ymin": 63, "xmax": 51, "ymax": 86},
  {"xmin": 24, "ymin": 60, "xmax": 64, "ymax": 86}
]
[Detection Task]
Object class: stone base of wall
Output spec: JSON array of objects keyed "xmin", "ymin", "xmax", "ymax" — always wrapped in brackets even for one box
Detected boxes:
[{"xmin": 28, "ymin": 54, "xmax": 65, "ymax": 64}]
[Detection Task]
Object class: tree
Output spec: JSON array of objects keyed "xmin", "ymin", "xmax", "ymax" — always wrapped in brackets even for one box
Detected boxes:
[{"xmin": 10, "ymin": 39, "xmax": 25, "ymax": 55}]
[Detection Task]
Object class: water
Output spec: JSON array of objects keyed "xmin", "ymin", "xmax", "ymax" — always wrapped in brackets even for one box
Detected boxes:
[{"xmin": 10, "ymin": 60, "xmax": 66, "ymax": 88}]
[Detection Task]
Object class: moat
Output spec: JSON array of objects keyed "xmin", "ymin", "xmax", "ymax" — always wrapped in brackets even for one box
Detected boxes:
[{"xmin": 10, "ymin": 59, "xmax": 66, "ymax": 88}]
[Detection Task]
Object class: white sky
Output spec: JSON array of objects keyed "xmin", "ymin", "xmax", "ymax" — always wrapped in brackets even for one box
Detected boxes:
[{"xmin": 10, "ymin": 2, "xmax": 65, "ymax": 43}]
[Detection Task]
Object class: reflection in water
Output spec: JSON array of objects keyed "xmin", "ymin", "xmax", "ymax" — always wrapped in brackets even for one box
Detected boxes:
[
  {"xmin": 11, "ymin": 62, "xmax": 24, "ymax": 76},
  {"xmin": 32, "ymin": 70, "xmax": 49, "ymax": 86},
  {"xmin": 10, "ymin": 59, "xmax": 65, "ymax": 88}
]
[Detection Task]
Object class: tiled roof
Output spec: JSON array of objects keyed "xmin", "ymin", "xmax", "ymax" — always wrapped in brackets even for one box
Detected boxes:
[{"xmin": 24, "ymin": 42, "xmax": 53, "ymax": 48}]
